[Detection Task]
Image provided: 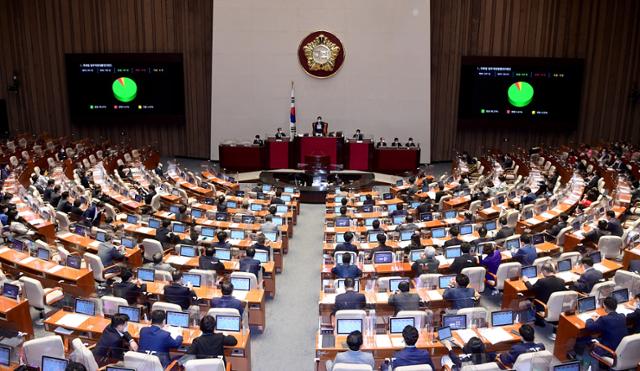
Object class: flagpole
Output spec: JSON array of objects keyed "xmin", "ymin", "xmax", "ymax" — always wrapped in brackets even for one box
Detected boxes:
[{"xmin": 289, "ymin": 81, "xmax": 297, "ymax": 137}]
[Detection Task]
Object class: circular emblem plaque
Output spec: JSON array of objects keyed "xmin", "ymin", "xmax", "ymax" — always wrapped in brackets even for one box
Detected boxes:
[{"xmin": 298, "ymin": 31, "xmax": 345, "ymax": 78}]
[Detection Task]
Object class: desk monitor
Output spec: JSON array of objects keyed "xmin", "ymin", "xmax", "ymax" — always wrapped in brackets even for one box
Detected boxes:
[
  {"xmin": 201, "ymin": 227, "xmax": 215, "ymax": 238},
  {"xmin": 169, "ymin": 205, "xmax": 180, "ymax": 214},
  {"xmin": 242, "ymin": 215, "xmax": 256, "ymax": 224},
  {"xmin": 387, "ymin": 204, "xmax": 397, "ymax": 212},
  {"xmin": 281, "ymin": 195, "xmax": 292, "ymax": 202},
  {"xmin": 365, "ymin": 218, "xmax": 376, "ymax": 226},
  {"xmin": 276, "ymin": 205, "xmax": 288, "ymax": 214},
  {"xmin": 523, "ymin": 210, "xmax": 534, "ymax": 220},
  {"xmin": 191, "ymin": 208, "xmax": 204, "ymax": 219},
  {"xmin": 459, "ymin": 224, "xmax": 473, "ymax": 235},
  {"xmin": 96, "ymin": 231, "xmax": 107, "ymax": 242},
  {"xmin": 612, "ymin": 288, "xmax": 629, "ymax": 304},
  {"xmin": 508, "ymin": 191, "xmax": 516, "ymax": 199},
  {"xmin": 134, "ymin": 194, "xmax": 143, "ymax": 203},
  {"xmin": 389, "ymin": 278, "xmax": 410, "ymax": 292},
  {"xmin": 107, "ymin": 367, "xmax": 135, "ymax": 371},
  {"xmin": 182, "ymin": 273, "xmax": 202, "ymax": 288},
  {"xmin": 262, "ymin": 184, "xmax": 272, "ymax": 192},
  {"xmin": 444, "ymin": 210, "xmax": 457, "ymax": 219},
  {"xmin": 368, "ymin": 233, "xmax": 379, "ymax": 243},
  {"xmin": 254, "ymin": 250, "xmax": 269, "ymax": 263},
  {"xmin": 491, "ymin": 310, "xmax": 514, "ymax": 327},
  {"xmin": 335, "ymin": 217, "xmax": 350, "ymax": 227},
  {"xmin": 420, "ymin": 213, "xmax": 433, "ymax": 222},
  {"xmin": 442, "ymin": 314, "xmax": 467, "ymax": 330},
  {"xmin": 226, "ymin": 201, "xmax": 237, "ymax": 209},
  {"xmin": 485, "ymin": 220, "xmax": 497, "ymax": 231},
  {"xmin": 215, "ymin": 248, "xmax": 232, "ymax": 261},
  {"xmin": 361, "ymin": 205, "xmax": 373, "ymax": 213},
  {"xmin": 334, "ymin": 206, "xmax": 342, "ymax": 213},
  {"xmin": 122, "ymin": 237, "xmax": 136, "ymax": 249},
  {"xmin": 373, "ymin": 252, "xmax": 393, "ymax": 264},
  {"xmin": 204, "ymin": 197, "xmax": 215, "ymax": 205},
  {"xmin": 445, "ymin": 247, "xmax": 462, "ymax": 259},
  {"xmin": 439, "ymin": 275, "xmax": 456, "ymax": 289},
  {"xmin": 431, "ymin": 228, "xmax": 446, "ymax": 239},
  {"xmin": 137, "ymin": 268, "xmax": 155, "ymax": 282},
  {"xmin": 42, "ymin": 356, "xmax": 68, "ymax": 371},
  {"xmin": 505, "ymin": 238, "xmax": 520, "ymax": 250},
  {"xmin": 335, "ymin": 279, "xmax": 360, "ymax": 292},
  {"xmin": 74, "ymin": 224, "xmax": 87, "ymax": 236},
  {"xmin": 590, "ymin": 251, "xmax": 602, "ymax": 264},
  {"xmin": 481, "ymin": 200, "xmax": 492, "ymax": 209},
  {"xmin": 396, "ymin": 179, "xmax": 404, "ymax": 186},
  {"xmin": 263, "ymin": 231, "xmax": 277, "ymax": 242},
  {"xmin": 118, "ymin": 305, "xmax": 141, "ymax": 323},
  {"xmin": 438, "ymin": 326, "xmax": 453, "ymax": 341},
  {"xmin": 180, "ymin": 245, "xmax": 197, "ymax": 258},
  {"xmin": 284, "ymin": 186, "xmax": 295, "ymax": 193},
  {"xmin": 67, "ymin": 255, "xmax": 81, "ymax": 269},
  {"xmin": 230, "ymin": 230, "xmax": 245, "ymax": 240},
  {"xmin": 553, "ymin": 362, "xmax": 581, "ymax": 371},
  {"xmin": 215, "ymin": 212, "xmax": 228, "ymax": 221},
  {"xmin": 571, "ymin": 221, "xmax": 581, "ymax": 230},
  {"xmin": 522, "ymin": 266, "xmax": 537, "ymax": 279},
  {"xmin": 336, "ymin": 234, "xmax": 345, "ymax": 244},
  {"xmin": 392, "ymin": 216, "xmax": 405, "ymax": 225},
  {"xmin": 389, "ymin": 317, "xmax": 415, "ymax": 334},
  {"xmin": 409, "ymin": 250, "xmax": 423, "ymax": 262},
  {"xmin": 75, "ymin": 298, "xmax": 96, "ymax": 316},
  {"xmin": 358, "ymin": 195, "xmax": 367, "ymax": 202},
  {"xmin": 216, "ymin": 315, "xmax": 241, "ymax": 332},
  {"xmin": 10, "ymin": 240, "xmax": 23, "ymax": 252},
  {"xmin": 336, "ymin": 319, "xmax": 363, "ymax": 335},
  {"xmin": 230, "ymin": 277, "xmax": 251, "ymax": 291},
  {"xmin": 383, "ymin": 193, "xmax": 393, "ymax": 200},
  {"xmin": 557, "ymin": 259, "xmax": 572, "ymax": 273},
  {"xmin": 250, "ymin": 204, "xmax": 263, "ymax": 212},
  {"xmin": 148, "ymin": 218, "xmax": 161, "ymax": 229},
  {"xmin": 166, "ymin": 311, "xmax": 189, "ymax": 328},
  {"xmin": 37, "ymin": 247, "xmax": 50, "ymax": 261},
  {"xmin": 496, "ymin": 195, "xmax": 506, "ymax": 204},
  {"xmin": 400, "ymin": 230, "xmax": 414, "ymax": 241},
  {"xmin": 0, "ymin": 346, "xmax": 10, "ymax": 366},
  {"xmin": 410, "ymin": 202, "xmax": 420, "ymax": 209},
  {"xmin": 2, "ymin": 283, "xmax": 19, "ymax": 300},
  {"xmin": 173, "ymin": 223, "xmax": 186, "ymax": 234},
  {"xmin": 538, "ymin": 204, "xmax": 548, "ymax": 213},
  {"xmin": 532, "ymin": 233, "xmax": 545, "ymax": 245},
  {"xmin": 578, "ymin": 296, "xmax": 596, "ymax": 313}
]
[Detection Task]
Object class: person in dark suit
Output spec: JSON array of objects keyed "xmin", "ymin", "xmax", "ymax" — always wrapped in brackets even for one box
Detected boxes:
[
  {"xmin": 443, "ymin": 226, "xmax": 464, "ymax": 248},
  {"xmin": 334, "ymin": 277, "xmax": 366, "ymax": 312},
  {"xmin": 82, "ymin": 201, "xmax": 103, "ymax": 227},
  {"xmin": 112, "ymin": 268, "xmax": 146, "ymax": 305},
  {"xmin": 198, "ymin": 247, "xmax": 224, "ymax": 273},
  {"xmin": 49, "ymin": 185, "xmax": 62, "ymax": 207},
  {"xmin": 388, "ymin": 281, "xmax": 421, "ymax": 314},
  {"xmin": 370, "ymin": 234, "xmax": 394, "ymax": 260},
  {"xmin": 334, "ymin": 231, "xmax": 358, "ymax": 255},
  {"xmin": 383, "ymin": 326, "xmax": 435, "ymax": 371},
  {"xmin": 144, "ymin": 184, "xmax": 157, "ymax": 205},
  {"xmin": 443, "ymin": 273, "xmax": 476, "ymax": 310},
  {"xmin": 625, "ymin": 293, "xmax": 640, "ymax": 334},
  {"xmin": 523, "ymin": 263, "xmax": 566, "ymax": 325},
  {"xmin": 92, "ymin": 313, "xmax": 138, "ymax": 366},
  {"xmin": 397, "ymin": 215, "xmax": 419, "ymax": 232},
  {"xmin": 390, "ymin": 203, "xmax": 408, "ymax": 217},
  {"xmin": 512, "ymin": 234, "xmax": 537, "ymax": 266},
  {"xmin": 363, "ymin": 194, "xmax": 375, "ymax": 206},
  {"xmin": 213, "ymin": 231, "xmax": 232, "ymax": 250},
  {"xmin": 585, "ymin": 296, "xmax": 628, "ymax": 356},
  {"xmin": 239, "ymin": 247, "xmax": 261, "ymax": 278},
  {"xmin": 97, "ymin": 235, "xmax": 125, "ymax": 268},
  {"xmin": 186, "ymin": 315, "xmax": 237, "ymax": 364},
  {"xmin": 211, "ymin": 281, "xmax": 244, "ymax": 316},
  {"xmin": 69, "ymin": 199, "xmax": 84, "ymax": 221},
  {"xmin": 253, "ymin": 135, "xmax": 264, "ymax": 145},
  {"xmin": 471, "ymin": 227, "xmax": 492, "ymax": 248},
  {"xmin": 498, "ymin": 324, "xmax": 545, "ymax": 367},
  {"xmin": 405, "ymin": 138, "xmax": 416, "ymax": 147},
  {"xmin": 270, "ymin": 189, "xmax": 285, "ymax": 205},
  {"xmin": 548, "ymin": 214, "xmax": 569, "ymax": 237},
  {"xmin": 163, "ymin": 271, "xmax": 197, "ymax": 310},
  {"xmin": 43, "ymin": 180, "xmax": 55, "ymax": 202},
  {"xmin": 155, "ymin": 219, "xmax": 172, "ymax": 245},
  {"xmin": 443, "ymin": 336, "xmax": 496, "ymax": 370},
  {"xmin": 56, "ymin": 191, "xmax": 72, "ymax": 213},
  {"xmin": 606, "ymin": 210, "xmax": 624, "ymax": 237},
  {"xmin": 139, "ymin": 310, "xmax": 183, "ymax": 368},
  {"xmin": 376, "ymin": 137, "xmax": 387, "ymax": 148},
  {"xmin": 495, "ymin": 216, "xmax": 515, "ymax": 240},
  {"xmin": 331, "ymin": 253, "xmax": 362, "ymax": 279},
  {"xmin": 571, "ymin": 256, "xmax": 603, "ymax": 293},
  {"xmin": 411, "ymin": 246, "xmax": 440, "ymax": 276},
  {"xmin": 312, "ymin": 116, "xmax": 328, "ymax": 136},
  {"xmin": 585, "ymin": 220, "xmax": 611, "ymax": 244},
  {"xmin": 367, "ymin": 220, "xmax": 384, "ymax": 238},
  {"xmin": 352, "ymin": 129, "xmax": 364, "ymax": 141},
  {"xmin": 434, "ymin": 183, "xmax": 447, "ymax": 204},
  {"xmin": 274, "ymin": 128, "xmax": 286, "ymax": 139},
  {"xmin": 449, "ymin": 242, "xmax": 478, "ymax": 274},
  {"xmin": 520, "ymin": 187, "xmax": 537, "ymax": 205}
]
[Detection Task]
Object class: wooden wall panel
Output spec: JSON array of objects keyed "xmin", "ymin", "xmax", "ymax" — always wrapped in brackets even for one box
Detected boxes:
[
  {"xmin": 0, "ymin": 0, "xmax": 212, "ymax": 158},
  {"xmin": 431, "ymin": 0, "xmax": 640, "ymax": 161}
]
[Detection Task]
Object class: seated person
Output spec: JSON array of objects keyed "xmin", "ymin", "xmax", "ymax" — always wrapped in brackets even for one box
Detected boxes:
[
  {"xmin": 198, "ymin": 246, "xmax": 224, "ymax": 273},
  {"xmin": 334, "ymin": 231, "xmax": 358, "ymax": 255},
  {"xmin": 585, "ymin": 296, "xmax": 628, "ymax": 356},
  {"xmin": 548, "ymin": 214, "xmax": 569, "ymax": 237},
  {"xmin": 388, "ymin": 280, "xmax": 421, "ymax": 314},
  {"xmin": 274, "ymin": 127, "xmax": 286, "ymax": 139},
  {"xmin": 383, "ymin": 326, "xmax": 435, "ymax": 371},
  {"xmin": 56, "ymin": 191, "xmax": 72, "ymax": 213},
  {"xmin": 163, "ymin": 271, "xmax": 197, "ymax": 310},
  {"xmin": 520, "ymin": 187, "xmax": 537, "ymax": 205},
  {"xmin": 376, "ymin": 137, "xmax": 387, "ymax": 148},
  {"xmin": 442, "ymin": 336, "xmax": 496, "ymax": 371},
  {"xmin": 261, "ymin": 215, "xmax": 279, "ymax": 234},
  {"xmin": 186, "ymin": 315, "xmax": 237, "ymax": 364},
  {"xmin": 512, "ymin": 233, "xmax": 537, "ymax": 266},
  {"xmin": 92, "ymin": 313, "xmax": 138, "ymax": 366},
  {"xmin": 495, "ymin": 216, "xmax": 514, "ymax": 240},
  {"xmin": 353, "ymin": 129, "xmax": 364, "ymax": 141},
  {"xmin": 155, "ymin": 219, "xmax": 172, "ymax": 245},
  {"xmin": 390, "ymin": 203, "xmax": 408, "ymax": 217},
  {"xmin": 326, "ymin": 330, "xmax": 374, "ymax": 371},
  {"xmin": 368, "ymin": 219, "xmax": 384, "ymax": 236},
  {"xmin": 450, "ymin": 242, "xmax": 478, "ymax": 274},
  {"xmin": 139, "ymin": 310, "xmax": 183, "ymax": 368},
  {"xmin": 252, "ymin": 234, "xmax": 270, "ymax": 255},
  {"xmin": 239, "ymin": 247, "xmax": 262, "ymax": 278},
  {"xmin": 570, "ymin": 256, "xmax": 602, "ymax": 293},
  {"xmin": 397, "ymin": 215, "xmax": 419, "ymax": 232},
  {"xmin": 405, "ymin": 138, "xmax": 416, "ymax": 147},
  {"xmin": 331, "ymin": 253, "xmax": 362, "ymax": 279},
  {"xmin": 391, "ymin": 137, "xmax": 402, "ymax": 147},
  {"xmin": 69, "ymin": 199, "xmax": 84, "ymax": 221},
  {"xmin": 211, "ymin": 281, "xmax": 244, "ymax": 316},
  {"xmin": 112, "ymin": 268, "xmax": 146, "ymax": 305},
  {"xmin": 97, "ymin": 234, "xmax": 125, "ymax": 269},
  {"xmin": 370, "ymin": 233, "xmax": 394, "ymax": 258},
  {"xmin": 585, "ymin": 220, "xmax": 611, "ymax": 244},
  {"xmin": 214, "ymin": 231, "xmax": 232, "ymax": 250},
  {"xmin": 411, "ymin": 246, "xmax": 439, "ymax": 275},
  {"xmin": 253, "ymin": 135, "xmax": 263, "ymax": 145},
  {"xmin": 606, "ymin": 210, "xmax": 623, "ymax": 237},
  {"xmin": 498, "ymin": 324, "xmax": 545, "ymax": 367},
  {"xmin": 270, "ymin": 189, "xmax": 285, "ymax": 205},
  {"xmin": 144, "ymin": 252, "xmax": 176, "ymax": 273},
  {"xmin": 363, "ymin": 194, "xmax": 374, "ymax": 206},
  {"xmin": 312, "ymin": 116, "xmax": 328, "ymax": 136},
  {"xmin": 334, "ymin": 277, "xmax": 365, "ymax": 312},
  {"xmin": 443, "ymin": 226, "xmax": 463, "ymax": 247},
  {"xmin": 523, "ymin": 263, "xmax": 566, "ymax": 325},
  {"xmin": 443, "ymin": 273, "xmax": 475, "ymax": 310},
  {"xmin": 472, "ymin": 227, "xmax": 492, "ymax": 246},
  {"xmin": 404, "ymin": 233, "xmax": 423, "ymax": 255},
  {"xmin": 625, "ymin": 293, "xmax": 640, "ymax": 333},
  {"xmin": 480, "ymin": 244, "xmax": 501, "ymax": 281}
]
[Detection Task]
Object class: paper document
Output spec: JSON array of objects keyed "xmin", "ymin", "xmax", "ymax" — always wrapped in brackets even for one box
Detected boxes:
[
  {"xmin": 556, "ymin": 272, "xmax": 580, "ymax": 283},
  {"xmin": 540, "ymin": 212, "xmax": 555, "ymax": 219},
  {"xmin": 577, "ymin": 312, "xmax": 596, "ymax": 322},
  {"xmin": 57, "ymin": 232, "xmax": 72, "ymax": 239},
  {"xmin": 391, "ymin": 337, "xmax": 405, "ymax": 348},
  {"xmin": 0, "ymin": 247, "xmax": 10, "ymax": 254},
  {"xmin": 426, "ymin": 291, "xmax": 443, "ymax": 301},
  {"xmin": 20, "ymin": 257, "xmax": 35, "ymax": 264},
  {"xmin": 56, "ymin": 313, "xmax": 90, "ymax": 328},
  {"xmin": 138, "ymin": 227, "xmax": 154, "ymax": 234},
  {"xmin": 376, "ymin": 293, "xmax": 389, "ymax": 302},
  {"xmin": 455, "ymin": 329, "xmax": 478, "ymax": 344},
  {"xmin": 166, "ymin": 256, "xmax": 191, "ymax": 265},
  {"xmin": 477, "ymin": 328, "xmax": 513, "ymax": 345},
  {"xmin": 232, "ymin": 291, "xmax": 248, "ymax": 300},
  {"xmin": 593, "ymin": 263, "xmax": 608, "ymax": 273},
  {"xmin": 166, "ymin": 326, "xmax": 183, "ymax": 340},
  {"xmin": 320, "ymin": 294, "xmax": 336, "ymax": 304},
  {"xmin": 47, "ymin": 265, "xmax": 65, "ymax": 274},
  {"xmin": 375, "ymin": 335, "xmax": 392, "ymax": 348},
  {"xmin": 616, "ymin": 305, "xmax": 634, "ymax": 315}
]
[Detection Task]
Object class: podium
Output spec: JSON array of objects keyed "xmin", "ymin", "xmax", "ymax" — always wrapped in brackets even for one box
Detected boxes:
[
  {"xmin": 374, "ymin": 147, "xmax": 420, "ymax": 174},
  {"xmin": 344, "ymin": 139, "xmax": 373, "ymax": 171},
  {"xmin": 266, "ymin": 138, "xmax": 291, "ymax": 169},
  {"xmin": 296, "ymin": 136, "xmax": 341, "ymax": 167},
  {"xmin": 219, "ymin": 144, "xmax": 264, "ymax": 171}
]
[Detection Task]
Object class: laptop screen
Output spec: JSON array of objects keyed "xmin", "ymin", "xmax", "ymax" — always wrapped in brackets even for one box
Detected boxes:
[
  {"xmin": 445, "ymin": 247, "xmax": 462, "ymax": 259},
  {"xmin": 444, "ymin": 210, "xmax": 457, "ymax": 219},
  {"xmin": 2, "ymin": 283, "xmax": 19, "ymax": 300},
  {"xmin": 505, "ymin": 238, "xmax": 520, "ymax": 250},
  {"xmin": 169, "ymin": 205, "xmax": 180, "ymax": 214},
  {"xmin": 335, "ymin": 279, "xmax": 360, "ymax": 292},
  {"xmin": 118, "ymin": 305, "xmax": 141, "ymax": 323},
  {"xmin": 215, "ymin": 315, "xmax": 241, "ymax": 332},
  {"xmin": 409, "ymin": 250, "xmax": 423, "ymax": 262},
  {"xmin": 442, "ymin": 314, "xmax": 466, "ymax": 330},
  {"xmin": 202, "ymin": 227, "xmax": 215, "ymax": 238},
  {"xmin": 420, "ymin": 213, "xmax": 433, "ymax": 221},
  {"xmin": 180, "ymin": 245, "xmax": 197, "ymax": 257},
  {"xmin": 137, "ymin": 268, "xmax": 155, "ymax": 282},
  {"xmin": 365, "ymin": 218, "xmax": 376, "ymax": 226},
  {"xmin": 578, "ymin": 296, "xmax": 596, "ymax": 313},
  {"xmin": 336, "ymin": 234, "xmax": 345, "ymax": 243},
  {"xmin": 373, "ymin": 252, "xmax": 393, "ymax": 264},
  {"xmin": 557, "ymin": 259, "xmax": 572, "ymax": 272},
  {"xmin": 226, "ymin": 201, "xmax": 237, "ymax": 209},
  {"xmin": 532, "ymin": 233, "xmax": 545, "ymax": 245},
  {"xmin": 431, "ymin": 228, "xmax": 446, "ymax": 239},
  {"xmin": 42, "ymin": 356, "xmax": 68, "ymax": 371},
  {"xmin": 276, "ymin": 205, "xmax": 288, "ymax": 214},
  {"xmin": 126, "ymin": 214, "xmax": 139, "ymax": 224},
  {"xmin": 284, "ymin": 186, "xmax": 294, "ymax": 193},
  {"xmin": 96, "ymin": 231, "xmax": 107, "ymax": 242},
  {"xmin": 215, "ymin": 212, "xmax": 228, "ymax": 221},
  {"xmin": 191, "ymin": 209, "xmax": 204, "ymax": 219},
  {"xmin": 612, "ymin": 288, "xmax": 629, "ymax": 304},
  {"xmin": 250, "ymin": 204, "xmax": 262, "ymax": 211},
  {"xmin": 242, "ymin": 215, "xmax": 256, "ymax": 224},
  {"xmin": 67, "ymin": 255, "xmax": 81, "ymax": 269},
  {"xmin": 335, "ymin": 218, "xmax": 350, "ymax": 227},
  {"xmin": 37, "ymin": 247, "xmax": 50, "ymax": 261},
  {"xmin": 590, "ymin": 251, "xmax": 602, "ymax": 264},
  {"xmin": 166, "ymin": 311, "xmax": 189, "ymax": 328},
  {"xmin": 481, "ymin": 200, "xmax": 492, "ymax": 209},
  {"xmin": 392, "ymin": 216, "xmax": 405, "ymax": 225},
  {"xmin": 438, "ymin": 326, "xmax": 453, "ymax": 341},
  {"xmin": 216, "ymin": 248, "xmax": 232, "ymax": 261},
  {"xmin": 459, "ymin": 224, "xmax": 473, "ymax": 235},
  {"xmin": 554, "ymin": 362, "xmax": 581, "ymax": 371},
  {"xmin": 336, "ymin": 319, "xmax": 363, "ymax": 335},
  {"xmin": 400, "ymin": 230, "xmax": 414, "ymax": 241},
  {"xmin": 389, "ymin": 279, "xmax": 410, "ymax": 292},
  {"xmin": 254, "ymin": 250, "xmax": 269, "ymax": 263},
  {"xmin": 231, "ymin": 277, "xmax": 251, "ymax": 291},
  {"xmin": 264, "ymin": 232, "xmax": 277, "ymax": 242},
  {"xmin": 368, "ymin": 233, "xmax": 379, "ymax": 243},
  {"xmin": 491, "ymin": 310, "xmax": 514, "ymax": 326},
  {"xmin": 74, "ymin": 225, "xmax": 87, "ymax": 236},
  {"xmin": 485, "ymin": 221, "xmax": 497, "ymax": 231},
  {"xmin": 122, "ymin": 237, "xmax": 135, "ymax": 249},
  {"xmin": 0, "ymin": 346, "xmax": 10, "ymax": 366},
  {"xmin": 522, "ymin": 265, "xmax": 537, "ymax": 278},
  {"xmin": 387, "ymin": 204, "xmax": 397, "ymax": 212},
  {"xmin": 389, "ymin": 317, "xmax": 415, "ymax": 334},
  {"xmin": 383, "ymin": 193, "xmax": 393, "ymax": 200},
  {"xmin": 148, "ymin": 218, "xmax": 161, "ymax": 229},
  {"xmin": 439, "ymin": 275, "xmax": 456, "ymax": 289},
  {"xmin": 75, "ymin": 299, "xmax": 96, "ymax": 316},
  {"xmin": 182, "ymin": 273, "xmax": 202, "ymax": 287},
  {"xmin": 173, "ymin": 223, "xmax": 186, "ymax": 233}
]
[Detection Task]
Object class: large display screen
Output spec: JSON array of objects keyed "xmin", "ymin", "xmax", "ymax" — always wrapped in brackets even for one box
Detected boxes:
[
  {"xmin": 458, "ymin": 57, "xmax": 583, "ymax": 129},
  {"xmin": 65, "ymin": 53, "xmax": 185, "ymax": 124}
]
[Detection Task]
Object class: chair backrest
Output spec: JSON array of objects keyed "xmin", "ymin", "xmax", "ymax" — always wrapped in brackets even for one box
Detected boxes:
[
  {"xmin": 335, "ymin": 310, "xmax": 367, "ymax": 323},
  {"xmin": 84, "ymin": 252, "xmax": 107, "ymax": 281},
  {"xmin": 512, "ymin": 350, "xmax": 552, "ymax": 371},
  {"xmin": 230, "ymin": 271, "xmax": 258, "ymax": 290},
  {"xmin": 461, "ymin": 267, "xmax": 486, "ymax": 293},
  {"xmin": 332, "ymin": 363, "xmax": 373, "ymax": 371},
  {"xmin": 598, "ymin": 236, "xmax": 623, "ymax": 259},
  {"xmin": 150, "ymin": 193, "xmax": 162, "ymax": 211},
  {"xmin": 612, "ymin": 333, "xmax": 640, "ymax": 370},
  {"xmin": 101, "ymin": 296, "xmax": 129, "ymax": 316},
  {"xmin": 155, "ymin": 270, "xmax": 172, "ymax": 282},
  {"xmin": 394, "ymin": 365, "xmax": 433, "ymax": 371},
  {"xmin": 558, "ymin": 251, "xmax": 581, "ymax": 266},
  {"xmin": 71, "ymin": 338, "xmax": 99, "ymax": 371},
  {"xmin": 334, "ymin": 251, "xmax": 357, "ymax": 265},
  {"xmin": 456, "ymin": 307, "xmax": 489, "ymax": 328},
  {"xmin": 207, "ymin": 307, "xmax": 241, "ymax": 320},
  {"xmin": 142, "ymin": 238, "xmax": 164, "ymax": 261},
  {"xmin": 520, "ymin": 205, "xmax": 534, "ymax": 220},
  {"xmin": 439, "ymin": 195, "xmax": 452, "ymax": 210},
  {"xmin": 613, "ymin": 270, "xmax": 640, "ymax": 296},
  {"xmin": 103, "ymin": 203, "xmax": 117, "ymax": 220},
  {"xmin": 377, "ymin": 276, "xmax": 403, "ymax": 291},
  {"xmin": 506, "ymin": 210, "xmax": 519, "ymax": 227},
  {"xmin": 55, "ymin": 211, "xmax": 70, "ymax": 231},
  {"xmin": 545, "ymin": 291, "xmax": 578, "ymax": 321},
  {"xmin": 151, "ymin": 301, "xmax": 183, "ymax": 313},
  {"xmin": 460, "ymin": 363, "xmax": 501, "ymax": 371},
  {"xmin": 19, "ymin": 276, "xmax": 45, "ymax": 308},
  {"xmin": 123, "ymin": 351, "xmax": 163, "ymax": 371},
  {"xmin": 396, "ymin": 310, "xmax": 433, "ymax": 329},
  {"xmin": 417, "ymin": 274, "xmax": 441, "ymax": 289},
  {"xmin": 590, "ymin": 281, "xmax": 615, "ymax": 303},
  {"xmin": 495, "ymin": 262, "xmax": 521, "ymax": 290},
  {"xmin": 23, "ymin": 335, "xmax": 65, "ymax": 369},
  {"xmin": 468, "ymin": 200, "xmax": 481, "ymax": 214},
  {"xmin": 533, "ymin": 257, "xmax": 552, "ymax": 271},
  {"xmin": 189, "ymin": 269, "xmax": 216, "ymax": 287},
  {"xmin": 184, "ymin": 358, "xmax": 226, "ymax": 371}
]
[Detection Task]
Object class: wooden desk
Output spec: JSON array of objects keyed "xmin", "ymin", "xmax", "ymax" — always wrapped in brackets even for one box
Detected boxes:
[
  {"xmin": 623, "ymin": 247, "xmax": 640, "ymax": 269},
  {"xmin": 44, "ymin": 310, "xmax": 251, "ymax": 371},
  {"xmin": 0, "ymin": 296, "xmax": 33, "ymax": 339},
  {"xmin": 57, "ymin": 232, "xmax": 143, "ymax": 268},
  {"xmin": 12, "ymin": 202, "xmax": 56, "ymax": 243},
  {"xmin": 201, "ymin": 171, "xmax": 240, "ymax": 192},
  {"xmin": 443, "ymin": 195, "xmax": 472, "ymax": 210}
]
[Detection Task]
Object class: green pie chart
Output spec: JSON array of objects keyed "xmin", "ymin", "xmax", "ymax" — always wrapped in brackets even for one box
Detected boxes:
[
  {"xmin": 112, "ymin": 77, "xmax": 137, "ymax": 103},
  {"xmin": 507, "ymin": 81, "xmax": 534, "ymax": 107}
]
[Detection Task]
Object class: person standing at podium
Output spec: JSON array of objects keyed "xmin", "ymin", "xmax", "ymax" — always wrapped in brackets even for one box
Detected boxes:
[
  {"xmin": 274, "ymin": 127, "xmax": 286, "ymax": 139},
  {"xmin": 312, "ymin": 116, "xmax": 328, "ymax": 136},
  {"xmin": 353, "ymin": 129, "xmax": 364, "ymax": 141}
]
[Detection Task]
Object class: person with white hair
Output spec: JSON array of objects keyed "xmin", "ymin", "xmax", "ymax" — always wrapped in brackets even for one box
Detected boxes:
[{"xmin": 411, "ymin": 246, "xmax": 439, "ymax": 275}]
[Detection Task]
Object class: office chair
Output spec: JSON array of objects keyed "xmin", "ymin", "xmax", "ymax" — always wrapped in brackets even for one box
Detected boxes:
[
  {"xmin": 598, "ymin": 236, "xmax": 623, "ymax": 260},
  {"xmin": 184, "ymin": 358, "xmax": 227, "ymax": 371},
  {"xmin": 71, "ymin": 338, "xmax": 99, "ymax": 371},
  {"xmin": 461, "ymin": 267, "xmax": 486, "ymax": 293},
  {"xmin": 591, "ymin": 333, "xmax": 640, "ymax": 370},
  {"xmin": 19, "ymin": 276, "xmax": 64, "ymax": 325},
  {"xmin": 23, "ymin": 335, "xmax": 65, "ymax": 369}
]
